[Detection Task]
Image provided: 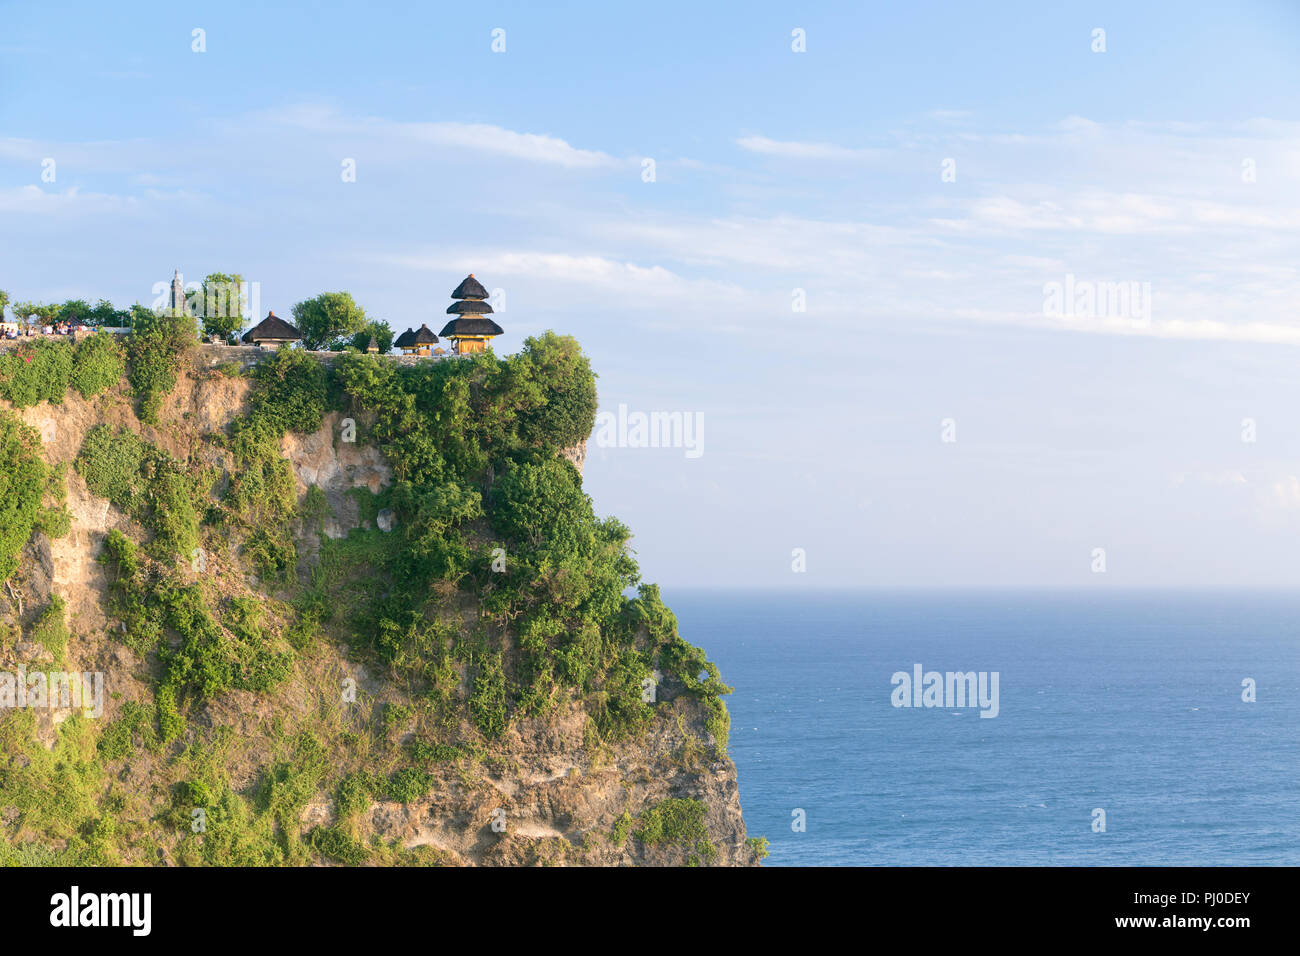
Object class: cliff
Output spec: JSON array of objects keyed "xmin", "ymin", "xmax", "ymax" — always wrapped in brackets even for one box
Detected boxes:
[{"xmin": 0, "ymin": 336, "xmax": 758, "ymax": 867}]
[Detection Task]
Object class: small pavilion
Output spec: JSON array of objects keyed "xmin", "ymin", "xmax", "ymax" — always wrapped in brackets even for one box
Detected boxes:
[{"xmin": 395, "ymin": 324, "xmax": 440, "ymax": 356}]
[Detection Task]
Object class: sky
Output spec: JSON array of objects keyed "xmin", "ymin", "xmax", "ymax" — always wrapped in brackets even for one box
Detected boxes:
[{"xmin": 3, "ymin": 1, "xmax": 1300, "ymax": 588}]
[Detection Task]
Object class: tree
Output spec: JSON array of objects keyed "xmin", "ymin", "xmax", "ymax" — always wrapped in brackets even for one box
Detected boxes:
[
  {"xmin": 201, "ymin": 272, "xmax": 246, "ymax": 342},
  {"xmin": 291, "ymin": 291, "xmax": 368, "ymax": 351},
  {"xmin": 35, "ymin": 303, "xmax": 60, "ymax": 326},
  {"xmin": 489, "ymin": 458, "xmax": 592, "ymax": 550},
  {"xmin": 10, "ymin": 301, "xmax": 38, "ymax": 325},
  {"xmin": 0, "ymin": 290, "xmax": 8, "ymax": 321},
  {"xmin": 56, "ymin": 299, "xmax": 94, "ymax": 324},
  {"xmin": 507, "ymin": 332, "xmax": 599, "ymax": 450},
  {"xmin": 348, "ymin": 319, "xmax": 394, "ymax": 354},
  {"xmin": 127, "ymin": 303, "xmax": 155, "ymax": 329},
  {"xmin": 87, "ymin": 298, "xmax": 129, "ymax": 327}
]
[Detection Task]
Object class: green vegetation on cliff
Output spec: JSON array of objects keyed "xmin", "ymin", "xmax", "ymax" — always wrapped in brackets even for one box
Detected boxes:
[
  {"xmin": 0, "ymin": 415, "xmax": 47, "ymax": 582},
  {"xmin": 126, "ymin": 309, "xmax": 196, "ymax": 423},
  {"xmin": 0, "ymin": 412, "xmax": 70, "ymax": 581},
  {"xmin": 0, "ymin": 330, "xmax": 740, "ymax": 867},
  {"xmin": 0, "ymin": 333, "xmax": 125, "ymax": 409}
]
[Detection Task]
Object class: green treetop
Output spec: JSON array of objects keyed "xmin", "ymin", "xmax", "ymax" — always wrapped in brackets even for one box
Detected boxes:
[{"xmin": 291, "ymin": 291, "xmax": 368, "ymax": 351}]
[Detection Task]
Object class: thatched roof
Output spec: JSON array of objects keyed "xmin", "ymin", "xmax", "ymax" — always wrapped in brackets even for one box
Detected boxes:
[
  {"xmin": 395, "ymin": 324, "xmax": 439, "ymax": 348},
  {"xmin": 450, "ymin": 274, "xmax": 489, "ymax": 300},
  {"xmin": 446, "ymin": 299, "xmax": 495, "ymax": 315},
  {"xmin": 439, "ymin": 317, "xmax": 503, "ymax": 338},
  {"xmin": 242, "ymin": 312, "xmax": 301, "ymax": 343}
]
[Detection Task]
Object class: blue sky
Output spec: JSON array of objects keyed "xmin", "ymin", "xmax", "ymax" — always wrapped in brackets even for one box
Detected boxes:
[{"xmin": 3, "ymin": 1, "xmax": 1300, "ymax": 588}]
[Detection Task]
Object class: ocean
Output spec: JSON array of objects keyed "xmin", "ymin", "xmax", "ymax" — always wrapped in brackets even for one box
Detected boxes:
[{"xmin": 667, "ymin": 589, "xmax": 1300, "ymax": 866}]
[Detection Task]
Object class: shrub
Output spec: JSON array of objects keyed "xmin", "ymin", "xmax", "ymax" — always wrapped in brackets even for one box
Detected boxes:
[
  {"xmin": 284, "ymin": 608, "xmax": 320, "ymax": 650},
  {"xmin": 77, "ymin": 425, "xmax": 205, "ymax": 560},
  {"xmin": 70, "ymin": 333, "xmax": 125, "ymax": 398},
  {"xmin": 633, "ymin": 798, "xmax": 716, "ymax": 863},
  {"xmin": 468, "ymin": 652, "xmax": 508, "ymax": 739},
  {"xmin": 299, "ymin": 485, "xmax": 331, "ymax": 529},
  {"xmin": 147, "ymin": 469, "xmax": 201, "ymax": 560},
  {"xmin": 156, "ymin": 685, "xmax": 186, "ymax": 743},
  {"xmin": 308, "ymin": 825, "xmax": 368, "ymax": 865},
  {"xmin": 406, "ymin": 740, "xmax": 467, "ymax": 764},
  {"xmin": 0, "ymin": 713, "xmax": 105, "ymax": 859},
  {"xmin": 0, "ymin": 412, "xmax": 47, "ymax": 580},
  {"xmin": 260, "ymin": 734, "xmax": 328, "ymax": 858},
  {"xmin": 0, "ymin": 339, "xmax": 72, "ymax": 406},
  {"xmin": 242, "ymin": 526, "xmax": 297, "ymax": 585},
  {"xmin": 36, "ymin": 504, "xmax": 71, "ymax": 539},
  {"xmin": 75, "ymin": 425, "xmax": 146, "ymax": 511},
  {"xmin": 127, "ymin": 308, "xmax": 197, "ymax": 423},
  {"xmin": 382, "ymin": 767, "xmax": 429, "ymax": 803},
  {"xmin": 96, "ymin": 720, "xmax": 133, "ymax": 762},
  {"xmin": 611, "ymin": 811, "xmax": 634, "ymax": 845},
  {"xmin": 29, "ymin": 596, "xmax": 69, "ymax": 665},
  {"xmin": 247, "ymin": 347, "xmax": 328, "ymax": 435},
  {"xmin": 159, "ymin": 584, "xmax": 293, "ymax": 698},
  {"xmin": 334, "ymin": 772, "xmax": 374, "ymax": 822},
  {"xmin": 328, "ymin": 337, "xmax": 727, "ymax": 754},
  {"xmin": 488, "ymin": 458, "xmax": 590, "ymax": 549}
]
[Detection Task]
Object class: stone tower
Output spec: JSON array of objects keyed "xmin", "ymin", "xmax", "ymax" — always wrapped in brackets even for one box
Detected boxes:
[{"xmin": 169, "ymin": 270, "xmax": 188, "ymax": 315}]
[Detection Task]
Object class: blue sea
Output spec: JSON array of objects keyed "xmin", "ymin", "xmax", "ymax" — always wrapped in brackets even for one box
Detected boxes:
[{"xmin": 667, "ymin": 589, "xmax": 1300, "ymax": 866}]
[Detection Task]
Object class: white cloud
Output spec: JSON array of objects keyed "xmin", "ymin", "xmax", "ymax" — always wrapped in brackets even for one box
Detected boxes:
[
  {"xmin": 938, "ymin": 192, "xmax": 1299, "ymax": 236},
  {"xmin": 1174, "ymin": 471, "xmax": 1248, "ymax": 487},
  {"xmin": 383, "ymin": 249, "xmax": 751, "ymax": 306},
  {"xmin": 0, "ymin": 184, "xmax": 134, "ymax": 215},
  {"xmin": 5, "ymin": 108, "xmax": 1300, "ymax": 351},
  {"xmin": 261, "ymin": 105, "xmax": 618, "ymax": 168},
  {"xmin": 926, "ymin": 109, "xmax": 974, "ymax": 122},
  {"xmin": 408, "ymin": 122, "xmax": 617, "ymax": 168},
  {"xmin": 736, "ymin": 135, "xmax": 881, "ymax": 160}
]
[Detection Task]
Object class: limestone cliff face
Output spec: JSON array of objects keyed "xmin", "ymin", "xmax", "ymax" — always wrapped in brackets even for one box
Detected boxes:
[{"xmin": 0, "ymin": 349, "xmax": 753, "ymax": 866}]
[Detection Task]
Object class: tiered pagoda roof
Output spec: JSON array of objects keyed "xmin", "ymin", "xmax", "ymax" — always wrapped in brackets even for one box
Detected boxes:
[{"xmin": 440, "ymin": 274, "xmax": 503, "ymax": 339}]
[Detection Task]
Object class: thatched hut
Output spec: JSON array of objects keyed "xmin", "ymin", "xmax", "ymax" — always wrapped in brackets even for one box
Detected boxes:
[
  {"xmin": 396, "ymin": 324, "xmax": 439, "ymax": 356},
  {"xmin": 241, "ymin": 312, "xmax": 301, "ymax": 348}
]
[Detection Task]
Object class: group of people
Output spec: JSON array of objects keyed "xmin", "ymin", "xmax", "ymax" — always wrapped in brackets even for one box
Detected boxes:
[{"xmin": 2, "ymin": 322, "xmax": 86, "ymax": 340}]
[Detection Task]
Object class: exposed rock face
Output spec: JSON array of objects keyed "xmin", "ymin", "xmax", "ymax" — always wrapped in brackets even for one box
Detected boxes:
[
  {"xmin": 357, "ymin": 687, "xmax": 749, "ymax": 866},
  {"xmin": 0, "ymin": 356, "xmax": 754, "ymax": 866},
  {"xmin": 559, "ymin": 438, "xmax": 587, "ymax": 476},
  {"xmin": 280, "ymin": 411, "xmax": 393, "ymax": 539}
]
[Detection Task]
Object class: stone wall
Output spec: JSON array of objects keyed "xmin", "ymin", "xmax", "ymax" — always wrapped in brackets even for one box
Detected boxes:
[
  {"xmin": 193, "ymin": 343, "xmax": 450, "ymax": 369},
  {"xmin": 0, "ymin": 338, "xmax": 451, "ymax": 369}
]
